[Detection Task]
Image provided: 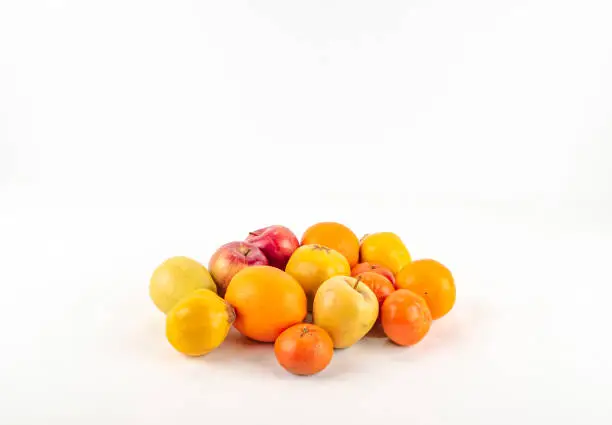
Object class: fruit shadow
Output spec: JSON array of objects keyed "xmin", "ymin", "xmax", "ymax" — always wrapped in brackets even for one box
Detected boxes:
[
  {"xmin": 266, "ymin": 347, "xmax": 370, "ymax": 381},
  {"xmin": 355, "ymin": 300, "xmax": 495, "ymax": 361},
  {"xmin": 366, "ymin": 322, "xmax": 386, "ymax": 339},
  {"xmin": 406, "ymin": 299, "xmax": 494, "ymax": 355},
  {"xmin": 119, "ymin": 311, "xmax": 183, "ymax": 361},
  {"xmin": 317, "ymin": 338, "xmax": 422, "ymax": 380},
  {"xmin": 202, "ymin": 329, "xmax": 277, "ymax": 373},
  {"xmin": 196, "ymin": 301, "xmax": 492, "ymax": 378},
  {"xmin": 204, "ymin": 330, "xmax": 355, "ymax": 379}
]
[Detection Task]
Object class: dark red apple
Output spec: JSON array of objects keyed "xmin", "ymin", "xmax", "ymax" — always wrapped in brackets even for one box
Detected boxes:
[
  {"xmin": 208, "ymin": 241, "xmax": 268, "ymax": 295},
  {"xmin": 245, "ymin": 225, "xmax": 300, "ymax": 269}
]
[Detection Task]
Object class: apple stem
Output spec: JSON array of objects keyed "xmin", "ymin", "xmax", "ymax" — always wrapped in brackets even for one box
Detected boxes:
[
  {"xmin": 354, "ymin": 276, "xmax": 362, "ymax": 289},
  {"xmin": 244, "ymin": 248, "xmax": 251, "ymax": 256}
]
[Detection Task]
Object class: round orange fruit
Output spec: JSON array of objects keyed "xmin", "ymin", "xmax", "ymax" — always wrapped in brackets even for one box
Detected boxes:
[
  {"xmin": 224, "ymin": 265, "xmax": 307, "ymax": 342},
  {"xmin": 381, "ymin": 289, "xmax": 432, "ymax": 346},
  {"xmin": 351, "ymin": 262, "xmax": 396, "ymax": 286},
  {"xmin": 355, "ymin": 271, "xmax": 395, "ymax": 308},
  {"xmin": 395, "ymin": 259, "xmax": 455, "ymax": 320},
  {"xmin": 301, "ymin": 222, "xmax": 360, "ymax": 267},
  {"xmin": 274, "ymin": 323, "xmax": 333, "ymax": 376}
]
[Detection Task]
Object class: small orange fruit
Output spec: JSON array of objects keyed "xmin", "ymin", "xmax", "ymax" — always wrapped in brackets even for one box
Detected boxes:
[
  {"xmin": 355, "ymin": 271, "xmax": 395, "ymax": 308},
  {"xmin": 274, "ymin": 323, "xmax": 334, "ymax": 376},
  {"xmin": 285, "ymin": 244, "xmax": 351, "ymax": 310},
  {"xmin": 351, "ymin": 262, "xmax": 396, "ymax": 286},
  {"xmin": 301, "ymin": 222, "xmax": 360, "ymax": 267},
  {"xmin": 395, "ymin": 259, "xmax": 455, "ymax": 320},
  {"xmin": 381, "ymin": 289, "xmax": 432, "ymax": 346},
  {"xmin": 225, "ymin": 265, "xmax": 307, "ymax": 342},
  {"xmin": 359, "ymin": 232, "xmax": 411, "ymax": 275}
]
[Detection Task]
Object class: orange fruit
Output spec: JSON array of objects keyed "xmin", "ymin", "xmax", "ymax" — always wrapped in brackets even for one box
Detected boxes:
[
  {"xmin": 355, "ymin": 271, "xmax": 395, "ymax": 308},
  {"xmin": 381, "ymin": 289, "xmax": 432, "ymax": 346},
  {"xmin": 285, "ymin": 244, "xmax": 351, "ymax": 310},
  {"xmin": 395, "ymin": 259, "xmax": 455, "ymax": 320},
  {"xmin": 359, "ymin": 232, "xmax": 411, "ymax": 275},
  {"xmin": 224, "ymin": 265, "xmax": 307, "ymax": 342},
  {"xmin": 301, "ymin": 222, "xmax": 360, "ymax": 267},
  {"xmin": 274, "ymin": 323, "xmax": 333, "ymax": 376},
  {"xmin": 351, "ymin": 262, "xmax": 396, "ymax": 286}
]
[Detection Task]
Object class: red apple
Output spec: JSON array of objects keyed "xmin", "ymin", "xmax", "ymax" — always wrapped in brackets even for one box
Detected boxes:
[
  {"xmin": 351, "ymin": 262, "xmax": 396, "ymax": 287},
  {"xmin": 245, "ymin": 225, "xmax": 300, "ymax": 270},
  {"xmin": 208, "ymin": 241, "xmax": 268, "ymax": 295}
]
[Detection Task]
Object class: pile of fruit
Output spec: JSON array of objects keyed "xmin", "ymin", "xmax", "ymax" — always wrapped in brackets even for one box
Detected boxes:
[{"xmin": 149, "ymin": 222, "xmax": 456, "ymax": 376}]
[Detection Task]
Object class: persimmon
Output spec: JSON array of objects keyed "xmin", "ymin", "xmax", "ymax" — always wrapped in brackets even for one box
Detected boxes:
[
  {"xmin": 395, "ymin": 259, "xmax": 455, "ymax": 320},
  {"xmin": 301, "ymin": 222, "xmax": 360, "ymax": 267},
  {"xmin": 224, "ymin": 266, "xmax": 307, "ymax": 342},
  {"xmin": 351, "ymin": 262, "xmax": 396, "ymax": 286},
  {"xmin": 274, "ymin": 323, "xmax": 333, "ymax": 375},
  {"xmin": 355, "ymin": 271, "xmax": 395, "ymax": 308},
  {"xmin": 381, "ymin": 289, "xmax": 432, "ymax": 346}
]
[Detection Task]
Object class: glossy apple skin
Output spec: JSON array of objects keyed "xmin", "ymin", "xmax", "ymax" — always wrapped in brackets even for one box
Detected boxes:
[
  {"xmin": 208, "ymin": 241, "xmax": 268, "ymax": 296},
  {"xmin": 351, "ymin": 262, "xmax": 396, "ymax": 287},
  {"xmin": 245, "ymin": 225, "xmax": 300, "ymax": 270}
]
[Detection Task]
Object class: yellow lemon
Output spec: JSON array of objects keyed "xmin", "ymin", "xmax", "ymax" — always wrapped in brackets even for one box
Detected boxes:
[{"xmin": 166, "ymin": 289, "xmax": 235, "ymax": 356}]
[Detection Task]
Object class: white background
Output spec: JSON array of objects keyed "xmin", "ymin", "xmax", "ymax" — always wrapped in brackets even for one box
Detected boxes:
[{"xmin": 1, "ymin": 1, "xmax": 611, "ymax": 424}]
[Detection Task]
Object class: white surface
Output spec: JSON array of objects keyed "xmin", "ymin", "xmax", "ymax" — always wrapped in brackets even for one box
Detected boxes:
[{"xmin": 1, "ymin": 1, "xmax": 612, "ymax": 424}]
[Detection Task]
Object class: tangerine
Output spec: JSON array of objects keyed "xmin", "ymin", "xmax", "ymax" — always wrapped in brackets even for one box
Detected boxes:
[
  {"xmin": 274, "ymin": 323, "xmax": 333, "ymax": 376},
  {"xmin": 381, "ymin": 289, "xmax": 432, "ymax": 346}
]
